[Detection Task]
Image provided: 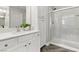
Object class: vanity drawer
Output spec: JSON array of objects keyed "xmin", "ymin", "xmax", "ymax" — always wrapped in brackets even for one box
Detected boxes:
[
  {"xmin": 0, "ymin": 38, "xmax": 17, "ymax": 51},
  {"xmin": 18, "ymin": 34, "xmax": 33, "ymax": 43}
]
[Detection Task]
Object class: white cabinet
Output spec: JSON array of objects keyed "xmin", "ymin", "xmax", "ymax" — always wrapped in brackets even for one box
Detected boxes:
[
  {"xmin": 29, "ymin": 33, "xmax": 40, "ymax": 52},
  {"xmin": 0, "ymin": 38, "xmax": 17, "ymax": 51},
  {"xmin": 17, "ymin": 34, "xmax": 34, "ymax": 52},
  {"xmin": 16, "ymin": 33, "xmax": 40, "ymax": 52},
  {"xmin": 11, "ymin": 42, "xmax": 30, "ymax": 52},
  {"xmin": 38, "ymin": 7, "xmax": 49, "ymax": 47},
  {"xmin": 18, "ymin": 34, "xmax": 33, "ymax": 43},
  {"xmin": 0, "ymin": 32, "xmax": 40, "ymax": 52},
  {"xmin": 38, "ymin": 6, "xmax": 48, "ymax": 19},
  {"xmin": 39, "ymin": 20, "xmax": 48, "ymax": 47}
]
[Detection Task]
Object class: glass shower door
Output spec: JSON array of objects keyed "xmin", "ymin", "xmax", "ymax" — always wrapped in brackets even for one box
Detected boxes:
[
  {"xmin": 52, "ymin": 7, "xmax": 79, "ymax": 49},
  {"xmin": 61, "ymin": 15, "xmax": 79, "ymax": 42}
]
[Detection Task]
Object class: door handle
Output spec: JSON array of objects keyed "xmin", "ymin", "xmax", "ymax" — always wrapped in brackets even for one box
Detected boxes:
[
  {"xmin": 28, "ymin": 42, "xmax": 31, "ymax": 45},
  {"xmin": 25, "ymin": 44, "xmax": 27, "ymax": 47}
]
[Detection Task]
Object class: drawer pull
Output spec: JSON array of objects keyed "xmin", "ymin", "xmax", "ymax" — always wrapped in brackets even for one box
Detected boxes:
[
  {"xmin": 25, "ymin": 45, "xmax": 27, "ymax": 47},
  {"xmin": 28, "ymin": 43, "xmax": 31, "ymax": 45},
  {"xmin": 4, "ymin": 44, "xmax": 8, "ymax": 47}
]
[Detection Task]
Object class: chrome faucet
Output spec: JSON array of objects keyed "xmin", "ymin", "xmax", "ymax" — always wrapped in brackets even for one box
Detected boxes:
[
  {"xmin": 16, "ymin": 26, "xmax": 20, "ymax": 32},
  {"xmin": 1, "ymin": 25, "xmax": 4, "ymax": 28}
]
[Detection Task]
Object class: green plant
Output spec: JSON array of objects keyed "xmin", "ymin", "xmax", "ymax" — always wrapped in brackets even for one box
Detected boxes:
[{"xmin": 20, "ymin": 22, "xmax": 31, "ymax": 28}]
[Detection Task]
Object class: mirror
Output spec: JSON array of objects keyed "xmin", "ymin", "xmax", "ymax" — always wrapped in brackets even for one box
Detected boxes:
[
  {"xmin": 0, "ymin": 13, "xmax": 5, "ymax": 28},
  {"xmin": 0, "ymin": 6, "xmax": 31, "ymax": 28},
  {"xmin": 0, "ymin": 6, "xmax": 7, "ymax": 28},
  {"xmin": 9, "ymin": 6, "xmax": 26, "ymax": 28}
]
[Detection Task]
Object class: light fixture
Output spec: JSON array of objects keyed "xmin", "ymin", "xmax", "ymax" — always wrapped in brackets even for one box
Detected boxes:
[
  {"xmin": 0, "ymin": 9, "xmax": 6, "ymax": 13},
  {"xmin": 0, "ymin": 15, "xmax": 4, "ymax": 18}
]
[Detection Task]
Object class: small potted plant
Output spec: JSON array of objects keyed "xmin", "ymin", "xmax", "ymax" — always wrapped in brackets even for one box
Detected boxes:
[{"xmin": 20, "ymin": 22, "xmax": 31, "ymax": 31}]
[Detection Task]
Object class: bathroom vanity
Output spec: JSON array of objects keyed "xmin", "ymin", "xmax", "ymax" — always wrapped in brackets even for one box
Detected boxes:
[
  {"xmin": 0, "ymin": 30, "xmax": 40, "ymax": 52},
  {"xmin": 0, "ymin": 6, "xmax": 40, "ymax": 52}
]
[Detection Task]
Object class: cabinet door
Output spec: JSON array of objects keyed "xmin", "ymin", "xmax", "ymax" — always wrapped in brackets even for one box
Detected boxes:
[
  {"xmin": 13, "ymin": 34, "xmax": 33, "ymax": 52},
  {"xmin": 38, "ymin": 7, "xmax": 49, "ymax": 47},
  {"xmin": 0, "ymin": 38, "xmax": 17, "ymax": 51},
  {"xmin": 29, "ymin": 33, "xmax": 40, "ymax": 52},
  {"xmin": 34, "ymin": 33, "xmax": 40, "ymax": 52},
  {"xmin": 18, "ymin": 34, "xmax": 33, "ymax": 43},
  {"xmin": 11, "ymin": 33, "xmax": 40, "ymax": 52},
  {"xmin": 39, "ymin": 19, "xmax": 49, "ymax": 47},
  {"xmin": 11, "ymin": 42, "xmax": 30, "ymax": 52},
  {"xmin": 38, "ymin": 6, "xmax": 48, "ymax": 19}
]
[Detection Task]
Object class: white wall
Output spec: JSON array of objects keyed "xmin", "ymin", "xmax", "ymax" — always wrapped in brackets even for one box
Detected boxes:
[
  {"xmin": 5, "ymin": 7, "xmax": 9, "ymax": 28},
  {"xmin": 26, "ymin": 6, "xmax": 39, "ymax": 30},
  {"xmin": 26, "ymin": 6, "xmax": 31, "ymax": 24},
  {"xmin": 30, "ymin": 6, "xmax": 38, "ymax": 30}
]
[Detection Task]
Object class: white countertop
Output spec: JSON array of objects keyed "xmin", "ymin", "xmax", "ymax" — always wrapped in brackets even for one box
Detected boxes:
[{"xmin": 0, "ymin": 30, "xmax": 39, "ymax": 41}]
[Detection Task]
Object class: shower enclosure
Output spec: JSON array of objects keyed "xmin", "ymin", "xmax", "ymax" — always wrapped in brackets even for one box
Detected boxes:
[{"xmin": 51, "ymin": 7, "xmax": 79, "ymax": 51}]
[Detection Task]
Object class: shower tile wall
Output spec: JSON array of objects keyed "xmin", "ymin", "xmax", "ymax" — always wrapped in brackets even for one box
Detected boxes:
[{"xmin": 52, "ymin": 7, "xmax": 79, "ymax": 49}]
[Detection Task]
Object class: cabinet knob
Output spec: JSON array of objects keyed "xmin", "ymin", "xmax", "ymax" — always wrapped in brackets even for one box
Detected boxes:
[
  {"xmin": 25, "ymin": 44, "xmax": 27, "ymax": 47},
  {"xmin": 4, "ymin": 44, "xmax": 8, "ymax": 47},
  {"xmin": 28, "ymin": 42, "xmax": 31, "ymax": 45}
]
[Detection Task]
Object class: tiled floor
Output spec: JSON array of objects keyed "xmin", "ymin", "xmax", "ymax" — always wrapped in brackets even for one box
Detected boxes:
[{"xmin": 41, "ymin": 44, "xmax": 75, "ymax": 52}]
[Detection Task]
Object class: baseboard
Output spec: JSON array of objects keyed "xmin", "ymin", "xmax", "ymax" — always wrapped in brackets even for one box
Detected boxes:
[{"xmin": 49, "ymin": 41, "xmax": 79, "ymax": 52}]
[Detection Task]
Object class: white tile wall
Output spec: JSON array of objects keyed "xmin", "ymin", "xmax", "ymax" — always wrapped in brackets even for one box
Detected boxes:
[{"xmin": 52, "ymin": 7, "xmax": 79, "ymax": 50}]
